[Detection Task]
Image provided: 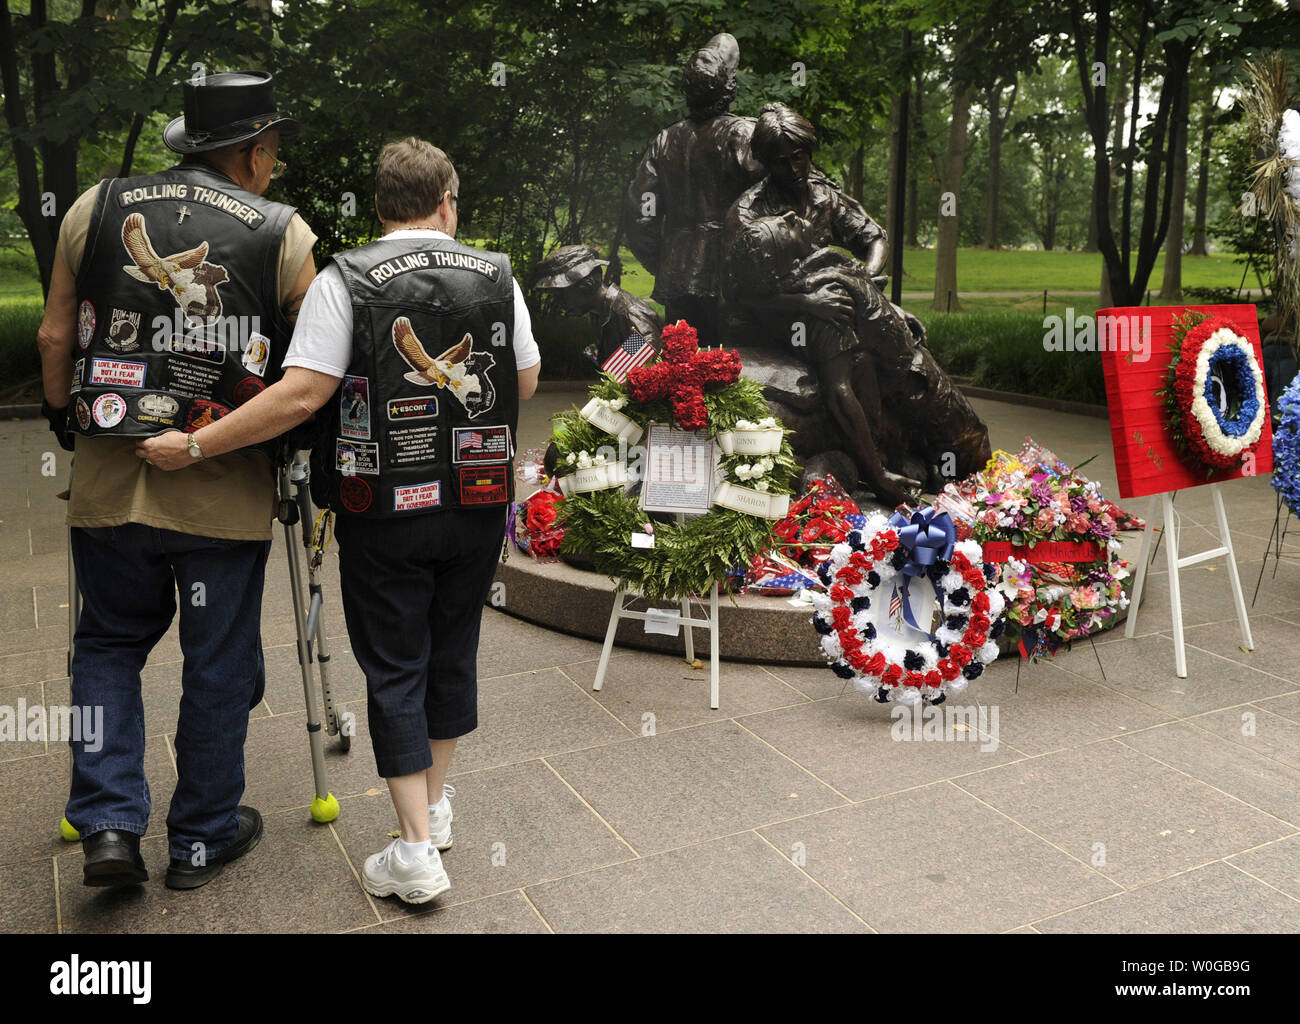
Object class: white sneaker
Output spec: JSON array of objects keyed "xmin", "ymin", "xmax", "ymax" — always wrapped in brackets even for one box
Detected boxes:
[
  {"xmin": 429, "ymin": 783, "xmax": 455, "ymax": 851},
  {"xmin": 361, "ymin": 839, "xmax": 450, "ymax": 905}
]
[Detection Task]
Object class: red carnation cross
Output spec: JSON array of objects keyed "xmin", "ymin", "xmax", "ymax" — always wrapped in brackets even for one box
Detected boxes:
[{"xmin": 626, "ymin": 320, "xmax": 742, "ymax": 431}]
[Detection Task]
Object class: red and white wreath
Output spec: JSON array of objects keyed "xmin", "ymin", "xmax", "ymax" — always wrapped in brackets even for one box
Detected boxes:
[{"xmin": 809, "ymin": 511, "xmax": 1007, "ymax": 705}]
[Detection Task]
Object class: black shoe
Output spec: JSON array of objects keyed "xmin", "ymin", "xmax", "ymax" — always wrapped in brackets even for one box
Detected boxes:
[
  {"xmin": 164, "ymin": 806, "xmax": 264, "ymax": 891},
  {"xmin": 82, "ymin": 829, "xmax": 148, "ymax": 887}
]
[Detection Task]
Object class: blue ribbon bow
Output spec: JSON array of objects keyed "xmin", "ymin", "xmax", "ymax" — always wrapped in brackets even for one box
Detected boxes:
[{"xmin": 887, "ymin": 507, "xmax": 957, "ymax": 637}]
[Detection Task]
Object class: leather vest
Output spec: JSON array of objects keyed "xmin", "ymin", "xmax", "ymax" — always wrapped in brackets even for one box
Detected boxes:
[
  {"xmin": 311, "ymin": 235, "xmax": 519, "ymax": 518},
  {"xmin": 70, "ymin": 163, "xmax": 294, "ymax": 450}
]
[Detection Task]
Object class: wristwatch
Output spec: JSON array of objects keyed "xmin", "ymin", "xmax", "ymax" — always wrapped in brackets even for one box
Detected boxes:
[{"xmin": 186, "ymin": 432, "xmax": 205, "ymax": 460}]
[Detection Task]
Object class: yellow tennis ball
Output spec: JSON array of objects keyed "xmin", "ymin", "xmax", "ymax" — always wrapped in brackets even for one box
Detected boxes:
[
  {"xmin": 310, "ymin": 793, "xmax": 340, "ymax": 823},
  {"xmin": 60, "ymin": 817, "xmax": 80, "ymax": 842}
]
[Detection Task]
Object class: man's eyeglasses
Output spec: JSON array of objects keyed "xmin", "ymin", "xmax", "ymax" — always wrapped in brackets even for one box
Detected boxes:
[{"xmin": 242, "ymin": 142, "xmax": 287, "ymax": 179}]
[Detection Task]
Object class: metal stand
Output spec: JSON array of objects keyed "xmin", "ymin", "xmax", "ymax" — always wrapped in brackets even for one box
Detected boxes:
[
  {"xmin": 1252, "ymin": 491, "xmax": 1290, "ymax": 606},
  {"xmin": 1124, "ymin": 484, "xmax": 1254, "ymax": 678},
  {"xmin": 278, "ymin": 450, "xmax": 348, "ymax": 823},
  {"xmin": 591, "ymin": 583, "xmax": 722, "ymax": 709}
]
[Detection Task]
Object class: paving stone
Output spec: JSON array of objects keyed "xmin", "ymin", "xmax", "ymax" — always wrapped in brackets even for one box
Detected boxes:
[
  {"xmin": 1226, "ymin": 834, "xmax": 1300, "ymax": 899},
  {"xmin": 356, "ymin": 890, "xmax": 550, "ymax": 934},
  {"xmin": 1119, "ymin": 721, "xmax": 1300, "ymax": 827},
  {"xmin": 760, "ymin": 783, "xmax": 1119, "ymax": 932},
  {"xmin": 546, "ymin": 720, "xmax": 845, "ymax": 855},
  {"xmin": 477, "ymin": 607, "xmax": 606, "ymax": 678},
  {"xmin": 526, "ymin": 831, "xmax": 868, "ymax": 933},
  {"xmin": 563, "ymin": 650, "xmax": 806, "ymax": 734},
  {"xmin": 0, "ymin": 681, "xmax": 52, "ymax": 762},
  {"xmin": 0, "ymin": 738, "xmax": 175, "ymax": 869},
  {"xmin": 0, "ymin": 858, "xmax": 58, "ymax": 932},
  {"xmin": 1181, "ymin": 614, "xmax": 1300, "ymax": 685},
  {"xmin": 1187, "ymin": 704, "xmax": 1300, "ymax": 772},
  {"xmin": 1253, "ymin": 691, "xmax": 1300, "ymax": 725},
  {"xmin": 454, "ymin": 668, "xmax": 631, "ymax": 773},
  {"xmin": 1035, "ymin": 862, "xmax": 1300, "ymax": 933},
  {"xmin": 56, "ymin": 807, "xmax": 376, "ymax": 934},
  {"xmin": 331, "ymin": 760, "xmax": 633, "ymax": 919},
  {"xmin": 736, "ymin": 693, "xmax": 1020, "ymax": 802},
  {"xmin": 955, "ymin": 740, "xmax": 1290, "ymax": 888},
  {"xmin": 1088, "ymin": 634, "xmax": 1295, "ymax": 718},
  {"xmin": 956, "ymin": 656, "xmax": 1173, "ymax": 756}
]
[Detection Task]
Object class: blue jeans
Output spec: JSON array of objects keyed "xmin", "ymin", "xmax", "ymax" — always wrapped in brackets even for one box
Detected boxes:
[{"xmin": 66, "ymin": 524, "xmax": 271, "ymax": 861}]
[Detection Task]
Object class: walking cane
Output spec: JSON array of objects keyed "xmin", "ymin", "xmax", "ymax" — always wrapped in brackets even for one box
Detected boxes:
[{"xmin": 278, "ymin": 449, "xmax": 348, "ymax": 824}]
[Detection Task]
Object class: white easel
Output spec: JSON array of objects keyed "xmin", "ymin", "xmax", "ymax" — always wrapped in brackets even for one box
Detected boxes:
[
  {"xmin": 1124, "ymin": 483, "xmax": 1253, "ymax": 677},
  {"xmin": 591, "ymin": 583, "xmax": 721, "ymax": 708}
]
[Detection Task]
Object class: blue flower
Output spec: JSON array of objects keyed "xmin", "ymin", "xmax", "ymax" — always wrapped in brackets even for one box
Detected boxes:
[{"xmin": 1272, "ymin": 372, "xmax": 1300, "ymax": 518}]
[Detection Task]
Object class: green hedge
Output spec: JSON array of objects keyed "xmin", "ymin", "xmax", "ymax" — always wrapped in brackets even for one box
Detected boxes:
[
  {"xmin": 916, "ymin": 310, "xmax": 1106, "ymax": 405},
  {"xmin": 0, "ymin": 299, "xmax": 44, "ymax": 390}
]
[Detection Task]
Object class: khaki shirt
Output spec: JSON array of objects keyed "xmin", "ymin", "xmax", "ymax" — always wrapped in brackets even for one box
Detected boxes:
[{"xmin": 59, "ymin": 177, "xmax": 316, "ymax": 540}]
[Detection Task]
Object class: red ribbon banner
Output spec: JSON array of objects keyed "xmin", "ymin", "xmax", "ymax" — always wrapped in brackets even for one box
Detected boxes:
[{"xmin": 981, "ymin": 540, "xmax": 1103, "ymax": 564}]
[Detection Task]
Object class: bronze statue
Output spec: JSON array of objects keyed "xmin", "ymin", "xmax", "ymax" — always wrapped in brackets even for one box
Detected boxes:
[
  {"xmin": 722, "ymin": 103, "xmax": 991, "ymax": 504},
  {"xmin": 623, "ymin": 32, "xmax": 763, "ymax": 347},
  {"xmin": 534, "ymin": 244, "xmax": 663, "ymax": 362}
]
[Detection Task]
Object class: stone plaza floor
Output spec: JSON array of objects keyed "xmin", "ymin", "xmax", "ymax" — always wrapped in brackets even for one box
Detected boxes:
[{"xmin": 2, "ymin": 388, "xmax": 1300, "ymax": 933}]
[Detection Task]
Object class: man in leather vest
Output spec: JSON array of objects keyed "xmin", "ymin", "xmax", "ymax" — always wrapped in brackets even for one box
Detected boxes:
[
  {"xmin": 140, "ymin": 137, "xmax": 541, "ymax": 905},
  {"xmin": 35, "ymin": 71, "xmax": 317, "ymax": 890},
  {"xmin": 623, "ymin": 32, "xmax": 764, "ymax": 347}
]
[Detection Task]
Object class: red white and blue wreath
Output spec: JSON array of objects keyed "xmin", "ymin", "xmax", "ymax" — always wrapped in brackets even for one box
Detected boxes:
[
  {"xmin": 1160, "ymin": 312, "xmax": 1266, "ymax": 474},
  {"xmin": 809, "ymin": 508, "xmax": 1007, "ymax": 705}
]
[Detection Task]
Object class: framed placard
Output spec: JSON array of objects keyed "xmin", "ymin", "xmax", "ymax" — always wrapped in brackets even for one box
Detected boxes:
[
  {"xmin": 639, "ymin": 423, "xmax": 717, "ymax": 514},
  {"xmin": 1100, "ymin": 304, "xmax": 1273, "ymax": 500}
]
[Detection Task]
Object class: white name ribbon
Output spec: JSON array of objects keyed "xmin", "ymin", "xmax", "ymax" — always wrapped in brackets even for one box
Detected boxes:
[
  {"xmin": 580, "ymin": 399, "xmax": 644, "ymax": 444},
  {"xmin": 712, "ymin": 481, "xmax": 790, "ymax": 520},
  {"xmin": 556, "ymin": 461, "xmax": 630, "ymax": 497},
  {"xmin": 716, "ymin": 428, "xmax": 783, "ymax": 456}
]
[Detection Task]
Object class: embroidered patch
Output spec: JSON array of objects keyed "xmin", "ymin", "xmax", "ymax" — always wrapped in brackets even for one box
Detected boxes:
[
  {"xmin": 339, "ymin": 476, "xmax": 373, "ymax": 513},
  {"xmin": 457, "ymin": 464, "xmax": 509, "ymax": 505},
  {"xmin": 393, "ymin": 480, "xmax": 442, "ymax": 512}
]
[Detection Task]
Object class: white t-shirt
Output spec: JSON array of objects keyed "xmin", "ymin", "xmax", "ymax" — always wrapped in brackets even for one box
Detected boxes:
[{"xmin": 283, "ymin": 228, "xmax": 540, "ymax": 377}]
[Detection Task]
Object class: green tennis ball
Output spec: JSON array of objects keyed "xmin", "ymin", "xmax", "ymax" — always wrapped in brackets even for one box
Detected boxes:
[
  {"xmin": 60, "ymin": 817, "xmax": 80, "ymax": 842},
  {"xmin": 310, "ymin": 793, "xmax": 340, "ymax": 823}
]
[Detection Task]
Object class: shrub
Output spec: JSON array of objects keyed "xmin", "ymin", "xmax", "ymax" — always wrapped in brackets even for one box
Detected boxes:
[{"xmin": 0, "ymin": 299, "xmax": 44, "ymax": 390}]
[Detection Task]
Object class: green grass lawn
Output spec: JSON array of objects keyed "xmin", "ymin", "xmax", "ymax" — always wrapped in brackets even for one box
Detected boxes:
[{"xmin": 891, "ymin": 246, "xmax": 1248, "ymax": 294}]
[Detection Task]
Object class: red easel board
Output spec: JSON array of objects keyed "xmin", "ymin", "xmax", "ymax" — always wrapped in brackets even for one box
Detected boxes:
[{"xmin": 1100, "ymin": 304, "xmax": 1273, "ymax": 501}]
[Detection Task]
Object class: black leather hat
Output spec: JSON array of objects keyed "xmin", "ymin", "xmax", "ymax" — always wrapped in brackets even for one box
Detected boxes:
[{"xmin": 163, "ymin": 70, "xmax": 301, "ymax": 154}]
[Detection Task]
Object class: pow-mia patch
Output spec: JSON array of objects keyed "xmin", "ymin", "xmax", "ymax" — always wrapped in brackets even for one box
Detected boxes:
[
  {"xmin": 457, "ymin": 464, "xmax": 509, "ymax": 505},
  {"xmin": 105, "ymin": 308, "xmax": 142, "ymax": 353},
  {"xmin": 365, "ymin": 250, "xmax": 500, "ymax": 287}
]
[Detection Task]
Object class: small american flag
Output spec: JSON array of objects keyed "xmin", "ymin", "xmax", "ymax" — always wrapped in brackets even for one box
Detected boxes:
[
  {"xmin": 601, "ymin": 331, "xmax": 655, "ymax": 382},
  {"xmin": 889, "ymin": 592, "xmax": 903, "ymax": 622},
  {"xmin": 458, "ymin": 431, "xmax": 483, "ymax": 453}
]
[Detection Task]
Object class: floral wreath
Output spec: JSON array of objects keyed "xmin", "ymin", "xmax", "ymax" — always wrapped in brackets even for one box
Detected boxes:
[
  {"xmin": 1272, "ymin": 372, "xmax": 1300, "ymax": 519},
  {"xmin": 550, "ymin": 321, "xmax": 799, "ymax": 602},
  {"xmin": 1160, "ymin": 312, "xmax": 1266, "ymax": 475},
  {"xmin": 809, "ymin": 510, "xmax": 1007, "ymax": 705}
]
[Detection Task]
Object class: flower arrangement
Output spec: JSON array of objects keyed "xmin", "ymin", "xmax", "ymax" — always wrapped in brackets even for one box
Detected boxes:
[
  {"xmin": 809, "ymin": 511, "xmax": 1006, "ymax": 704},
  {"xmin": 514, "ymin": 489, "xmax": 565, "ymax": 559},
  {"xmin": 1159, "ymin": 311, "xmax": 1267, "ymax": 476},
  {"xmin": 1272, "ymin": 372, "xmax": 1300, "ymax": 518},
  {"xmin": 769, "ymin": 476, "xmax": 860, "ymax": 567},
  {"xmin": 548, "ymin": 321, "xmax": 799, "ymax": 601},
  {"xmin": 934, "ymin": 439, "xmax": 1133, "ymax": 658}
]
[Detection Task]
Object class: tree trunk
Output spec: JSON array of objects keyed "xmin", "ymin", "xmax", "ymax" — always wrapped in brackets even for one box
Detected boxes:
[
  {"xmin": 1189, "ymin": 90, "xmax": 1213, "ymax": 256},
  {"xmin": 931, "ymin": 84, "xmax": 971, "ymax": 312},
  {"xmin": 849, "ymin": 142, "xmax": 864, "ymax": 203},
  {"xmin": 1159, "ymin": 73, "xmax": 1191, "ymax": 299},
  {"xmin": 983, "ymin": 80, "xmax": 1014, "ymax": 250},
  {"xmin": 907, "ymin": 69, "xmax": 921, "ymax": 247},
  {"xmin": 885, "ymin": 94, "xmax": 901, "ymax": 243}
]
